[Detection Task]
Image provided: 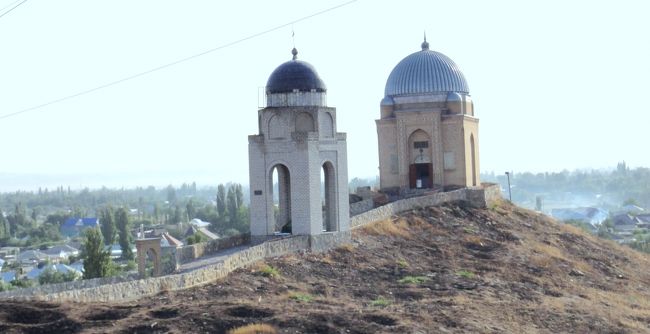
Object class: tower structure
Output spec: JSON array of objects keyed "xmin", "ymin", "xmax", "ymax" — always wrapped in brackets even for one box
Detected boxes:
[
  {"xmin": 377, "ymin": 38, "xmax": 480, "ymax": 191},
  {"xmin": 248, "ymin": 48, "xmax": 349, "ymax": 241}
]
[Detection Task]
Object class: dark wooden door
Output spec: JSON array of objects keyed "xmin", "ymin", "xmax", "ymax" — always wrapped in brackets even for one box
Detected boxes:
[{"xmin": 409, "ymin": 164, "xmax": 417, "ymax": 188}]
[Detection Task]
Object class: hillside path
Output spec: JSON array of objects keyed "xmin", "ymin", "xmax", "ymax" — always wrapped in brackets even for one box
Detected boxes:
[{"xmin": 176, "ymin": 245, "xmax": 251, "ymax": 273}]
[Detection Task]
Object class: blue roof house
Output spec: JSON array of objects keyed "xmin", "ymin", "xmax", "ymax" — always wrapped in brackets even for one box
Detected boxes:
[
  {"xmin": 61, "ymin": 218, "xmax": 100, "ymax": 238},
  {"xmin": 1, "ymin": 271, "xmax": 16, "ymax": 284}
]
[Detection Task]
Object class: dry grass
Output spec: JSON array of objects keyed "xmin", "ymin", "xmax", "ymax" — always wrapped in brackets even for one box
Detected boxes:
[
  {"xmin": 362, "ymin": 218, "xmax": 412, "ymax": 239},
  {"xmin": 529, "ymin": 253, "xmax": 555, "ymax": 269},
  {"xmin": 464, "ymin": 234, "xmax": 484, "ymax": 246},
  {"xmin": 319, "ymin": 254, "xmax": 336, "ymax": 265},
  {"xmin": 530, "ymin": 241, "xmax": 567, "ymax": 262},
  {"xmin": 558, "ymin": 223, "xmax": 589, "ymax": 236},
  {"xmin": 337, "ymin": 243, "xmax": 355, "ymax": 253},
  {"xmin": 228, "ymin": 323, "xmax": 277, "ymax": 334},
  {"xmin": 528, "ymin": 240, "xmax": 592, "ymax": 274}
]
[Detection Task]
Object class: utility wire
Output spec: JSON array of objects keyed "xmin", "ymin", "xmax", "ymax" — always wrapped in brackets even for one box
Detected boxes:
[
  {"xmin": 0, "ymin": 0, "xmax": 22, "ymax": 13},
  {"xmin": 0, "ymin": 0, "xmax": 358, "ymax": 121},
  {"xmin": 0, "ymin": 0, "xmax": 27, "ymax": 20}
]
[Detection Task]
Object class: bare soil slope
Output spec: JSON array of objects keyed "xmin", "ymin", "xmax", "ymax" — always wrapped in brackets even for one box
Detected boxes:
[{"xmin": 2, "ymin": 200, "xmax": 650, "ymax": 333}]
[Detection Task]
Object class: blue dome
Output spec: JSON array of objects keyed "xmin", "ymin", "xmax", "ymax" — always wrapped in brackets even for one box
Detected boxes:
[
  {"xmin": 266, "ymin": 48, "xmax": 326, "ymax": 94},
  {"xmin": 385, "ymin": 42, "xmax": 469, "ymax": 97}
]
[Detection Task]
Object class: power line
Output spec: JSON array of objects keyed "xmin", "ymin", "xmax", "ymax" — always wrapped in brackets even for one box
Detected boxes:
[
  {"xmin": 0, "ymin": 0, "xmax": 22, "ymax": 13},
  {"xmin": 0, "ymin": 0, "xmax": 27, "ymax": 20},
  {"xmin": 0, "ymin": 0, "xmax": 358, "ymax": 121}
]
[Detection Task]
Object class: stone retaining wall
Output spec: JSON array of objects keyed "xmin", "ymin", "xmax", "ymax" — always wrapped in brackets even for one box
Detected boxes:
[
  {"xmin": 309, "ymin": 231, "xmax": 352, "ymax": 252},
  {"xmin": 350, "ymin": 184, "xmax": 501, "ymax": 228},
  {"xmin": 178, "ymin": 233, "xmax": 250, "ymax": 264},
  {"xmin": 0, "ymin": 235, "xmax": 310, "ymax": 302},
  {"xmin": 349, "ymin": 198, "xmax": 374, "ymax": 216},
  {"xmin": 0, "ymin": 185, "xmax": 500, "ymax": 303},
  {"xmin": 350, "ymin": 188, "xmax": 467, "ymax": 228}
]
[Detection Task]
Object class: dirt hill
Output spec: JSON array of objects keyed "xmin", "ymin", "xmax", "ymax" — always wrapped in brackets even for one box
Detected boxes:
[{"xmin": 1, "ymin": 200, "xmax": 650, "ymax": 333}]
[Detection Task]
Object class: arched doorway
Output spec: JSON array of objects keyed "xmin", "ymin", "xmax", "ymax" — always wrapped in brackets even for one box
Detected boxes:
[
  {"xmin": 321, "ymin": 162, "xmax": 337, "ymax": 232},
  {"xmin": 470, "ymin": 134, "xmax": 477, "ymax": 186},
  {"xmin": 136, "ymin": 238, "xmax": 161, "ymax": 278},
  {"xmin": 408, "ymin": 130, "xmax": 433, "ymax": 189},
  {"xmin": 270, "ymin": 164, "xmax": 291, "ymax": 233}
]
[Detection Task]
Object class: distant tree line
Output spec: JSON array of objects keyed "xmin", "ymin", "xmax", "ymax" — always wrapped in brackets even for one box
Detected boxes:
[
  {"xmin": 0, "ymin": 182, "xmax": 251, "ymax": 248},
  {"xmin": 483, "ymin": 162, "xmax": 650, "ymax": 210}
]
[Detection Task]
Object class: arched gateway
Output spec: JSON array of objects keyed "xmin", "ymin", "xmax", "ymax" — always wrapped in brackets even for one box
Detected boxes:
[{"xmin": 248, "ymin": 48, "xmax": 349, "ymax": 242}]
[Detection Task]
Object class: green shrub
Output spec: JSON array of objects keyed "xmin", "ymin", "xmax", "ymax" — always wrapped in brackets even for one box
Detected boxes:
[
  {"xmin": 370, "ymin": 297, "xmax": 390, "ymax": 307},
  {"xmin": 456, "ymin": 270, "xmax": 475, "ymax": 279},
  {"xmin": 289, "ymin": 292, "xmax": 313, "ymax": 303},
  {"xmin": 260, "ymin": 265, "xmax": 280, "ymax": 278}
]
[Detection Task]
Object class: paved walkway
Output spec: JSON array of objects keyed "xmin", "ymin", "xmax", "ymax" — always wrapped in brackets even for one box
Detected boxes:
[{"xmin": 176, "ymin": 245, "xmax": 251, "ymax": 273}]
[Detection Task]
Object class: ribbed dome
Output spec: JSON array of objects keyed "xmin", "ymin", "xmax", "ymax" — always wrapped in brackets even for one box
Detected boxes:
[
  {"xmin": 266, "ymin": 48, "xmax": 326, "ymax": 94},
  {"xmin": 385, "ymin": 42, "xmax": 469, "ymax": 97}
]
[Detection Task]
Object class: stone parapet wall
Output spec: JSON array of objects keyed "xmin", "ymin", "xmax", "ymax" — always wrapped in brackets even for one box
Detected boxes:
[
  {"xmin": 0, "ymin": 234, "xmax": 311, "ymax": 303},
  {"xmin": 0, "ymin": 185, "xmax": 500, "ymax": 303},
  {"xmin": 351, "ymin": 185, "xmax": 500, "ymax": 228},
  {"xmin": 349, "ymin": 198, "xmax": 374, "ymax": 216},
  {"xmin": 178, "ymin": 234, "xmax": 250, "ymax": 264},
  {"xmin": 351, "ymin": 188, "xmax": 467, "ymax": 228},
  {"xmin": 482, "ymin": 183, "xmax": 503, "ymax": 206},
  {"xmin": 309, "ymin": 231, "xmax": 351, "ymax": 252}
]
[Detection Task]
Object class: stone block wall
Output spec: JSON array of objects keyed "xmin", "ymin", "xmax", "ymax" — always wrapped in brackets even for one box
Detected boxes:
[
  {"xmin": 350, "ymin": 188, "xmax": 467, "ymax": 228},
  {"xmin": 0, "ymin": 185, "xmax": 500, "ymax": 303},
  {"xmin": 0, "ymin": 234, "xmax": 311, "ymax": 303},
  {"xmin": 482, "ymin": 183, "xmax": 503, "ymax": 206},
  {"xmin": 350, "ymin": 185, "xmax": 500, "ymax": 228},
  {"xmin": 350, "ymin": 198, "xmax": 374, "ymax": 216},
  {"xmin": 178, "ymin": 233, "xmax": 250, "ymax": 264},
  {"xmin": 309, "ymin": 231, "xmax": 351, "ymax": 253}
]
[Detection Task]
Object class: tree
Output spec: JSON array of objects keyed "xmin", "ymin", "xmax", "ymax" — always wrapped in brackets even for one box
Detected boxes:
[
  {"xmin": 186, "ymin": 232, "xmax": 206, "ymax": 245},
  {"xmin": 10, "ymin": 202, "xmax": 29, "ymax": 236},
  {"xmin": 227, "ymin": 186, "xmax": 238, "ymax": 224},
  {"xmin": 81, "ymin": 227, "xmax": 112, "ymax": 279},
  {"xmin": 153, "ymin": 203, "xmax": 161, "ymax": 224},
  {"xmin": 99, "ymin": 207, "xmax": 116, "ymax": 246},
  {"xmin": 216, "ymin": 184, "xmax": 227, "ymax": 219},
  {"xmin": 172, "ymin": 205, "xmax": 182, "ymax": 224},
  {"xmin": 234, "ymin": 184, "xmax": 244, "ymax": 209},
  {"xmin": 115, "ymin": 208, "xmax": 134, "ymax": 261},
  {"xmin": 186, "ymin": 199, "xmax": 196, "ymax": 221},
  {"xmin": 38, "ymin": 267, "xmax": 78, "ymax": 285},
  {"xmin": 0, "ymin": 213, "xmax": 7, "ymax": 239},
  {"xmin": 166, "ymin": 185, "xmax": 177, "ymax": 204},
  {"xmin": 44, "ymin": 212, "xmax": 70, "ymax": 227}
]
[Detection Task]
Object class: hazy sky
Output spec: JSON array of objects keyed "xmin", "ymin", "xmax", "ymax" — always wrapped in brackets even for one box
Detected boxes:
[{"xmin": 1, "ymin": 0, "xmax": 649, "ymax": 191}]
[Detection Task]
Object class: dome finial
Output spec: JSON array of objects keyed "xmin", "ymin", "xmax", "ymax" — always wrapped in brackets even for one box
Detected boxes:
[
  {"xmin": 421, "ymin": 31, "xmax": 429, "ymax": 50},
  {"xmin": 291, "ymin": 47, "xmax": 298, "ymax": 60}
]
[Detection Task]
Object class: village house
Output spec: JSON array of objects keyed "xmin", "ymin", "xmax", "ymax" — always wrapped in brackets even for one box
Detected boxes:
[
  {"xmin": 60, "ymin": 217, "xmax": 100, "ymax": 238},
  {"xmin": 612, "ymin": 214, "xmax": 641, "ymax": 234},
  {"xmin": 41, "ymin": 244, "xmax": 80, "ymax": 263},
  {"xmin": 551, "ymin": 207, "xmax": 609, "ymax": 228},
  {"xmin": 16, "ymin": 250, "xmax": 50, "ymax": 266}
]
